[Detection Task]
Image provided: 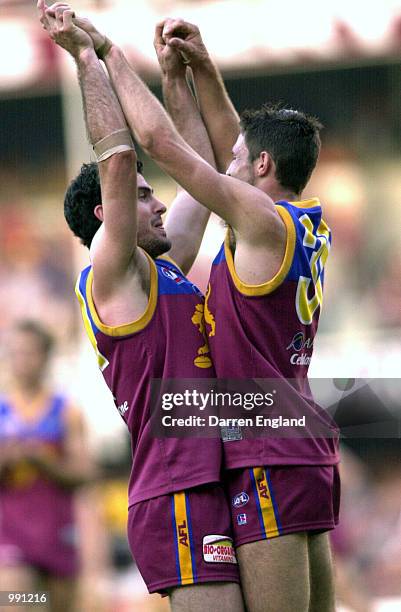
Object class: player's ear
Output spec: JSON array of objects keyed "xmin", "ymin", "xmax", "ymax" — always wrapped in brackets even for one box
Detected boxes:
[
  {"xmin": 255, "ymin": 151, "xmax": 271, "ymax": 178},
  {"xmin": 94, "ymin": 204, "xmax": 104, "ymax": 222}
]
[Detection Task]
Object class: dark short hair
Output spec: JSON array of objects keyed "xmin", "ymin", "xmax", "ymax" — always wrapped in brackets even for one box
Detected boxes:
[
  {"xmin": 15, "ymin": 319, "xmax": 55, "ymax": 357},
  {"xmin": 240, "ymin": 104, "xmax": 322, "ymax": 195},
  {"xmin": 64, "ymin": 159, "xmax": 144, "ymax": 248}
]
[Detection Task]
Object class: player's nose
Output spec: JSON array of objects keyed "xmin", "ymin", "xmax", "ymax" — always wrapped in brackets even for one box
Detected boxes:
[{"xmin": 152, "ymin": 196, "xmax": 167, "ymax": 215}]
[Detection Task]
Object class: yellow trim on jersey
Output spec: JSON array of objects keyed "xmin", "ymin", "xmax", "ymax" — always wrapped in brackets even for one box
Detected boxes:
[
  {"xmin": 85, "ymin": 252, "xmax": 158, "ymax": 337},
  {"xmin": 75, "ymin": 277, "xmax": 109, "ymax": 371},
  {"xmin": 253, "ymin": 467, "xmax": 280, "ymax": 538},
  {"xmin": 157, "ymin": 254, "xmax": 185, "ymax": 276},
  {"xmin": 287, "ymin": 197, "xmax": 321, "ymax": 209},
  {"xmin": 223, "ymin": 205, "xmax": 296, "ymax": 296},
  {"xmin": 173, "ymin": 493, "xmax": 195, "ymax": 585}
]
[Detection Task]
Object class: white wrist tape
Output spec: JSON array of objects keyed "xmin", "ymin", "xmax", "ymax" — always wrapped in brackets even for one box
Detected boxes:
[{"xmin": 93, "ymin": 128, "xmax": 135, "ymax": 162}]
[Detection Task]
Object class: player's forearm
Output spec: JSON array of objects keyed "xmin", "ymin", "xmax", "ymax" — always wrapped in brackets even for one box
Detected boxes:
[
  {"xmin": 104, "ymin": 45, "xmax": 180, "ymax": 156},
  {"xmin": 162, "ymin": 72, "xmax": 215, "ymax": 166},
  {"xmin": 30, "ymin": 455, "xmax": 95, "ymax": 489},
  {"xmin": 161, "ymin": 73, "xmax": 214, "ymax": 273},
  {"xmin": 76, "ymin": 48, "xmax": 128, "ymax": 145},
  {"xmin": 102, "ymin": 45, "xmax": 243, "ymax": 233},
  {"xmin": 191, "ymin": 60, "xmax": 240, "ymax": 172},
  {"xmin": 76, "ymin": 48, "xmax": 138, "ymax": 257}
]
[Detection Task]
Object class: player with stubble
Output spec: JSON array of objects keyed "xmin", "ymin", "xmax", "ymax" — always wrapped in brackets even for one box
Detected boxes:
[
  {"xmin": 54, "ymin": 8, "xmax": 341, "ymax": 611},
  {"xmin": 38, "ymin": 3, "xmax": 245, "ymax": 611},
  {"xmin": 156, "ymin": 20, "xmax": 340, "ymax": 612}
]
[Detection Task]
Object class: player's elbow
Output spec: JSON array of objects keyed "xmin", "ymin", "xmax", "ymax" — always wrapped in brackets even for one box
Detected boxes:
[{"xmin": 141, "ymin": 129, "xmax": 174, "ymax": 164}]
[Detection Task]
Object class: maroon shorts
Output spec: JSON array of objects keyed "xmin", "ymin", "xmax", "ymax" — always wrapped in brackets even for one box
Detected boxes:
[
  {"xmin": 128, "ymin": 483, "xmax": 240, "ymax": 594},
  {"xmin": 224, "ymin": 465, "xmax": 340, "ymax": 548}
]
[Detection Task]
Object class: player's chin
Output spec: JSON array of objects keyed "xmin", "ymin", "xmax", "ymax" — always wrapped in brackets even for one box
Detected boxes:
[{"xmin": 141, "ymin": 234, "xmax": 172, "ymax": 259}]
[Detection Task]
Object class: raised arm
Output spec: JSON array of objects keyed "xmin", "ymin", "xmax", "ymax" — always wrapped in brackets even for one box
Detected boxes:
[
  {"xmin": 75, "ymin": 48, "xmax": 140, "ymax": 298},
  {"xmin": 38, "ymin": 2, "xmax": 149, "ymax": 309},
  {"xmin": 69, "ymin": 14, "xmax": 284, "ymax": 264},
  {"xmin": 99, "ymin": 44, "xmax": 279, "ymax": 241},
  {"xmin": 162, "ymin": 19, "xmax": 240, "ymax": 173},
  {"xmin": 154, "ymin": 21, "xmax": 216, "ymax": 274}
]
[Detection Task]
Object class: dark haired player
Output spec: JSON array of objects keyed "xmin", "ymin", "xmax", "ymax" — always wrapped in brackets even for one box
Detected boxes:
[
  {"xmin": 60, "ymin": 10, "xmax": 340, "ymax": 611},
  {"xmin": 38, "ymin": 3, "xmax": 243, "ymax": 610},
  {"xmin": 156, "ymin": 22, "xmax": 340, "ymax": 612},
  {"xmin": 0, "ymin": 320, "xmax": 92, "ymax": 612}
]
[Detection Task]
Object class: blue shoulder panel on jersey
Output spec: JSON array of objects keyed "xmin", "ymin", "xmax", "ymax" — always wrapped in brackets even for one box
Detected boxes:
[
  {"xmin": 277, "ymin": 201, "xmax": 332, "ymax": 283},
  {"xmin": 156, "ymin": 259, "xmax": 203, "ymax": 297},
  {"xmin": 212, "ymin": 242, "xmax": 226, "ymax": 266},
  {"xmin": 36, "ymin": 395, "xmax": 66, "ymax": 439},
  {"xmin": 0, "ymin": 395, "xmax": 9, "ymax": 413},
  {"xmin": 76, "ymin": 266, "xmax": 100, "ymax": 336},
  {"xmin": 0, "ymin": 395, "xmax": 66, "ymax": 440}
]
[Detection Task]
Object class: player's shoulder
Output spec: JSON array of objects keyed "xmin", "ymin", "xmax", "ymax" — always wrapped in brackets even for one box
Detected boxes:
[
  {"xmin": 0, "ymin": 393, "xmax": 10, "ymax": 413},
  {"xmin": 276, "ymin": 197, "xmax": 322, "ymax": 217},
  {"xmin": 75, "ymin": 264, "xmax": 92, "ymax": 296},
  {"xmin": 276, "ymin": 197, "xmax": 330, "ymax": 238},
  {"xmin": 59, "ymin": 399, "xmax": 85, "ymax": 430},
  {"xmin": 65, "ymin": 403, "xmax": 84, "ymax": 423}
]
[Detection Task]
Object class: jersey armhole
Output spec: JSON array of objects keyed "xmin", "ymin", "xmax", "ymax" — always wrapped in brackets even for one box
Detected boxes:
[
  {"xmin": 83, "ymin": 251, "xmax": 158, "ymax": 337},
  {"xmin": 224, "ymin": 205, "xmax": 296, "ymax": 296}
]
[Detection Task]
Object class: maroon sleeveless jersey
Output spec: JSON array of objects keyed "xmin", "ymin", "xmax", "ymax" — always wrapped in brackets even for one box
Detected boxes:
[
  {"xmin": 0, "ymin": 394, "xmax": 78, "ymax": 576},
  {"xmin": 76, "ymin": 253, "xmax": 221, "ymax": 505},
  {"xmin": 204, "ymin": 198, "xmax": 339, "ymax": 468}
]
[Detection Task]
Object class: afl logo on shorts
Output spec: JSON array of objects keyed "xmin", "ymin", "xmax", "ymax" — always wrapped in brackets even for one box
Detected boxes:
[{"xmin": 232, "ymin": 492, "xmax": 249, "ymax": 508}]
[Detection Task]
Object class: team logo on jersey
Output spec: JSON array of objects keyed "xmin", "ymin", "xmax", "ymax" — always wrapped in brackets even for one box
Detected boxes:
[
  {"xmin": 237, "ymin": 513, "xmax": 247, "ymax": 526},
  {"xmin": 203, "ymin": 535, "xmax": 237, "ymax": 564},
  {"xmin": 161, "ymin": 266, "xmax": 185, "ymax": 284},
  {"xmin": 287, "ymin": 332, "xmax": 313, "ymax": 366},
  {"xmin": 232, "ymin": 492, "xmax": 249, "ymax": 508},
  {"xmin": 191, "ymin": 303, "xmax": 212, "ymax": 369}
]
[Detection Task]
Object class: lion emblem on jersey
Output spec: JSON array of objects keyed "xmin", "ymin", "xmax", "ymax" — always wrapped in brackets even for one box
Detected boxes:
[{"xmin": 191, "ymin": 303, "xmax": 212, "ymax": 369}]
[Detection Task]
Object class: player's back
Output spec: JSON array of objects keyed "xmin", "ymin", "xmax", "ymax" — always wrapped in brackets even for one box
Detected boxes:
[{"xmin": 205, "ymin": 198, "xmax": 339, "ymax": 467}]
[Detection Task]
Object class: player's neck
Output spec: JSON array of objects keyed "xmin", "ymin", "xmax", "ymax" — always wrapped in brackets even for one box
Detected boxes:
[
  {"xmin": 256, "ymin": 176, "xmax": 297, "ymax": 203},
  {"xmin": 269, "ymin": 187, "xmax": 298, "ymax": 203},
  {"xmin": 9, "ymin": 383, "xmax": 50, "ymax": 421},
  {"xmin": 11, "ymin": 379, "xmax": 46, "ymax": 401}
]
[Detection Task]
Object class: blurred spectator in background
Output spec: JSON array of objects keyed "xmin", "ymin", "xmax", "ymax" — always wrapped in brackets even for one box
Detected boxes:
[
  {"xmin": 0, "ymin": 320, "xmax": 94, "ymax": 611},
  {"xmin": 331, "ymin": 444, "xmax": 401, "ymax": 611},
  {"xmin": 0, "ymin": 197, "xmax": 78, "ymax": 350}
]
